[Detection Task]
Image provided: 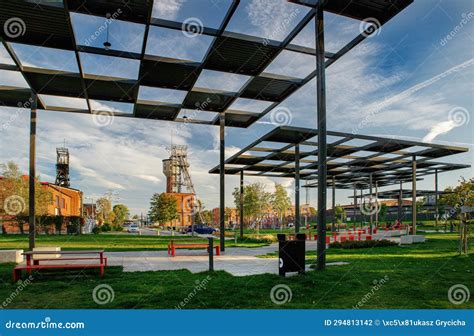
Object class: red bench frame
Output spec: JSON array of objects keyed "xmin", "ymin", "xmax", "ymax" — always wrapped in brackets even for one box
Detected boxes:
[
  {"xmin": 13, "ymin": 250, "xmax": 107, "ymax": 282},
  {"xmin": 168, "ymin": 240, "xmax": 220, "ymax": 257}
]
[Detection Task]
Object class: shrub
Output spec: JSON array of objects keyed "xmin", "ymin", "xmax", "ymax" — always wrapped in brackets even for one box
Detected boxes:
[
  {"xmin": 329, "ymin": 239, "xmax": 398, "ymax": 249},
  {"xmin": 92, "ymin": 226, "xmax": 100, "ymax": 234},
  {"xmin": 101, "ymin": 223, "xmax": 112, "ymax": 232},
  {"xmin": 238, "ymin": 234, "xmax": 277, "ymax": 244}
]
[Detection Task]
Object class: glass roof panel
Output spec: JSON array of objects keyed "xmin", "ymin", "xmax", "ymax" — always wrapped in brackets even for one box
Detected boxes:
[
  {"xmin": 226, "ymin": 0, "xmax": 310, "ymax": 42},
  {"xmin": 152, "ymin": 0, "xmax": 233, "ymax": 29},
  {"xmin": 71, "ymin": 13, "xmax": 146, "ymax": 53},
  {"xmin": 228, "ymin": 98, "xmax": 273, "ymax": 113},
  {"xmin": 0, "ymin": 70, "xmax": 29, "ymax": 87},
  {"xmin": 138, "ymin": 86, "xmax": 187, "ymax": 104},
  {"xmin": 194, "ymin": 70, "xmax": 250, "ymax": 92},
  {"xmin": 263, "ymin": 50, "xmax": 315, "ymax": 78},
  {"xmin": 80, "ymin": 52, "xmax": 140, "ymax": 79},
  {"xmin": 12, "ymin": 44, "xmax": 78, "ymax": 72},
  {"xmin": 146, "ymin": 27, "xmax": 214, "ymax": 62},
  {"xmin": 40, "ymin": 95, "xmax": 88, "ymax": 110},
  {"xmin": 90, "ymin": 100, "xmax": 134, "ymax": 114},
  {"xmin": 0, "ymin": 45, "xmax": 14, "ymax": 65},
  {"xmin": 291, "ymin": 12, "xmax": 361, "ymax": 53}
]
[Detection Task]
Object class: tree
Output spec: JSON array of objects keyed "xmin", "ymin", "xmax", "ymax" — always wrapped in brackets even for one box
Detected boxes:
[
  {"xmin": 334, "ymin": 205, "xmax": 346, "ymax": 227},
  {"xmin": 112, "ymin": 204, "xmax": 129, "ymax": 227},
  {"xmin": 95, "ymin": 197, "xmax": 112, "ymax": 225},
  {"xmin": 233, "ymin": 182, "xmax": 271, "ymax": 233},
  {"xmin": 0, "ymin": 161, "xmax": 52, "ymax": 233},
  {"xmin": 270, "ymin": 183, "xmax": 291, "ymax": 229},
  {"xmin": 148, "ymin": 193, "xmax": 179, "ymax": 224}
]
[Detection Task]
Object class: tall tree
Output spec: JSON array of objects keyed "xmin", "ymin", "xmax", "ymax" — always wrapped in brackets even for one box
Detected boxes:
[
  {"xmin": 112, "ymin": 204, "xmax": 129, "ymax": 226},
  {"xmin": 233, "ymin": 182, "xmax": 271, "ymax": 232},
  {"xmin": 148, "ymin": 193, "xmax": 179, "ymax": 224},
  {"xmin": 270, "ymin": 183, "xmax": 291, "ymax": 229},
  {"xmin": 95, "ymin": 197, "xmax": 112, "ymax": 225},
  {"xmin": 0, "ymin": 161, "xmax": 52, "ymax": 233}
]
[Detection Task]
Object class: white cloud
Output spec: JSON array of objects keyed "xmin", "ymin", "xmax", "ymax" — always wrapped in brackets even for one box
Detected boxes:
[
  {"xmin": 152, "ymin": 0, "xmax": 185, "ymax": 20},
  {"xmin": 422, "ymin": 120, "xmax": 457, "ymax": 142}
]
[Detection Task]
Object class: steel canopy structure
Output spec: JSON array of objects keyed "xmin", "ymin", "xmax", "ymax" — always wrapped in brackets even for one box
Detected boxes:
[
  {"xmin": 209, "ymin": 125, "xmax": 470, "ymax": 239},
  {"xmin": 0, "ymin": 0, "xmax": 415, "ymax": 268}
]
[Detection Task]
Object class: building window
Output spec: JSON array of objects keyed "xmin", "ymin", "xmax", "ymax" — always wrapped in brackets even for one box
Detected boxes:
[
  {"xmin": 61, "ymin": 198, "xmax": 65, "ymax": 209},
  {"xmin": 55, "ymin": 195, "xmax": 60, "ymax": 207}
]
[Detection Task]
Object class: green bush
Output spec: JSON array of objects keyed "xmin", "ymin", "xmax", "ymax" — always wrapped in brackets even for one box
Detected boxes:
[
  {"xmin": 101, "ymin": 223, "xmax": 112, "ymax": 232},
  {"xmin": 238, "ymin": 234, "xmax": 277, "ymax": 244},
  {"xmin": 330, "ymin": 239, "xmax": 398, "ymax": 249},
  {"xmin": 92, "ymin": 226, "xmax": 100, "ymax": 234}
]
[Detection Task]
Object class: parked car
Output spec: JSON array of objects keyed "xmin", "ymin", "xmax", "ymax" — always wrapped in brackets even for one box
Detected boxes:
[
  {"xmin": 127, "ymin": 224, "xmax": 140, "ymax": 233},
  {"xmin": 185, "ymin": 224, "xmax": 217, "ymax": 235}
]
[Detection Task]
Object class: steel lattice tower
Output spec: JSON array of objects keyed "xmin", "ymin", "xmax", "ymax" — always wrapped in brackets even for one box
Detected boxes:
[{"xmin": 55, "ymin": 147, "xmax": 70, "ymax": 187}]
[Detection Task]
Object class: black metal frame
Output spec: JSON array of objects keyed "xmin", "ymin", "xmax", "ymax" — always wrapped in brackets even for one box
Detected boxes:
[{"xmin": 0, "ymin": 1, "xmax": 415, "ymax": 261}]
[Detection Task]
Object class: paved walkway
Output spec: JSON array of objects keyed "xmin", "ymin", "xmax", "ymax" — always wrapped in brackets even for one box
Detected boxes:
[{"xmin": 105, "ymin": 241, "xmax": 334, "ymax": 276}]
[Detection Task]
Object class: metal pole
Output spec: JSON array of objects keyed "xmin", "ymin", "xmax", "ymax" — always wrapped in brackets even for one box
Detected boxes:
[
  {"xmin": 208, "ymin": 237, "xmax": 214, "ymax": 271},
  {"xmin": 219, "ymin": 112, "xmax": 225, "ymax": 252},
  {"xmin": 332, "ymin": 176, "xmax": 335, "ymax": 232},
  {"xmin": 369, "ymin": 173, "xmax": 373, "ymax": 234},
  {"xmin": 360, "ymin": 188, "xmax": 363, "ymax": 227},
  {"xmin": 375, "ymin": 180, "xmax": 378, "ymax": 227},
  {"xmin": 315, "ymin": 3, "xmax": 327, "ymax": 270},
  {"xmin": 28, "ymin": 93, "xmax": 37, "ymax": 251},
  {"xmin": 398, "ymin": 180, "xmax": 402, "ymax": 222},
  {"xmin": 295, "ymin": 143, "xmax": 300, "ymax": 233},
  {"xmin": 412, "ymin": 155, "xmax": 417, "ymax": 235},
  {"xmin": 353, "ymin": 184, "xmax": 357, "ymax": 228},
  {"xmin": 240, "ymin": 170, "xmax": 244, "ymax": 239},
  {"xmin": 435, "ymin": 168, "xmax": 438, "ymax": 228}
]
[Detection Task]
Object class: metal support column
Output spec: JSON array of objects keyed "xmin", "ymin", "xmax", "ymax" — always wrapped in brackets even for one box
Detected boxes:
[
  {"xmin": 332, "ymin": 176, "xmax": 336, "ymax": 232},
  {"xmin": 295, "ymin": 144, "xmax": 300, "ymax": 233},
  {"xmin": 315, "ymin": 1, "xmax": 327, "ymax": 271},
  {"xmin": 435, "ymin": 168, "xmax": 438, "ymax": 228},
  {"xmin": 398, "ymin": 181, "xmax": 403, "ymax": 222},
  {"xmin": 369, "ymin": 173, "xmax": 373, "ymax": 234},
  {"xmin": 412, "ymin": 156, "xmax": 417, "ymax": 235},
  {"xmin": 219, "ymin": 112, "xmax": 225, "ymax": 252},
  {"xmin": 29, "ymin": 93, "xmax": 37, "ymax": 251},
  {"xmin": 375, "ymin": 180, "xmax": 378, "ymax": 227},
  {"xmin": 353, "ymin": 184, "xmax": 357, "ymax": 228},
  {"xmin": 240, "ymin": 170, "xmax": 244, "ymax": 239}
]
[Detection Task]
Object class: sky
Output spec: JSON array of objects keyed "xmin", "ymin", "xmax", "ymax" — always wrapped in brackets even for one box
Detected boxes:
[{"xmin": 0, "ymin": 0, "xmax": 473, "ymax": 216}]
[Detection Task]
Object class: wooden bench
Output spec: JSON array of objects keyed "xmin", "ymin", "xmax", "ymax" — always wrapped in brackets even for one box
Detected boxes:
[
  {"xmin": 13, "ymin": 250, "xmax": 107, "ymax": 282},
  {"xmin": 168, "ymin": 240, "xmax": 220, "ymax": 257}
]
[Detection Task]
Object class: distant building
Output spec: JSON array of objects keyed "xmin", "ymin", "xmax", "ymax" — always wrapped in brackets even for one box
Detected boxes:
[
  {"xmin": 0, "ymin": 176, "xmax": 83, "ymax": 233},
  {"xmin": 164, "ymin": 192, "xmax": 194, "ymax": 228}
]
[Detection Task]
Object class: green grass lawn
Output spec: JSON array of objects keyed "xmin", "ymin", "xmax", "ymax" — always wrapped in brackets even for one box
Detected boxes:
[
  {"xmin": 0, "ymin": 232, "xmax": 472, "ymax": 309},
  {"xmin": 0, "ymin": 234, "xmax": 268, "ymax": 251}
]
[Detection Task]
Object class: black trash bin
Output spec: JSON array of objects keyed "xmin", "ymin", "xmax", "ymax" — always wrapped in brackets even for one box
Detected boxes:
[{"xmin": 277, "ymin": 233, "xmax": 306, "ymax": 276}]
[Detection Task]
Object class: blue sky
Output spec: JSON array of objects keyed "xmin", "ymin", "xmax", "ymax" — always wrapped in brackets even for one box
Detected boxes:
[{"xmin": 0, "ymin": 0, "xmax": 473, "ymax": 215}]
